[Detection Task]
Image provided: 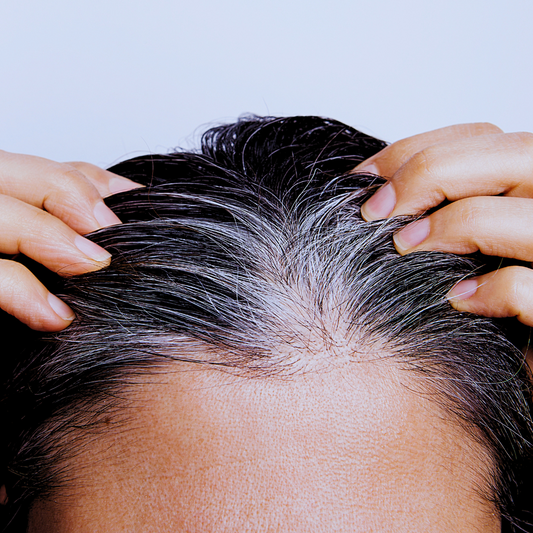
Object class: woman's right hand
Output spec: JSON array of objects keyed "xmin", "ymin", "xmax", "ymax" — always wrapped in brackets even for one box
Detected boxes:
[{"xmin": 0, "ymin": 150, "xmax": 142, "ymax": 331}]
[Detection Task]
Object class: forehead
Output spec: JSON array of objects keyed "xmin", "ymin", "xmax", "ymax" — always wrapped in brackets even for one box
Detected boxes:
[{"xmin": 30, "ymin": 358, "xmax": 499, "ymax": 532}]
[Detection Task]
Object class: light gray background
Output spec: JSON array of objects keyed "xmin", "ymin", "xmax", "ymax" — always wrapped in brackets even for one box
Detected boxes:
[{"xmin": 0, "ymin": 0, "xmax": 531, "ymax": 167}]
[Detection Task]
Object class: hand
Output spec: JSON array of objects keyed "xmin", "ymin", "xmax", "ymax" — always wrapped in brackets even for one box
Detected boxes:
[
  {"xmin": 355, "ymin": 123, "xmax": 533, "ymax": 326},
  {"xmin": 0, "ymin": 150, "xmax": 142, "ymax": 331}
]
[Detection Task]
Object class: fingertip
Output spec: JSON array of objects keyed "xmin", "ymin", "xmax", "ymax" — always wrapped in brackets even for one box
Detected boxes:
[
  {"xmin": 446, "ymin": 279, "xmax": 479, "ymax": 312},
  {"xmin": 109, "ymin": 176, "xmax": 144, "ymax": 194},
  {"xmin": 93, "ymin": 201, "xmax": 122, "ymax": 228},
  {"xmin": 355, "ymin": 162, "xmax": 380, "ymax": 176},
  {"xmin": 20, "ymin": 293, "xmax": 75, "ymax": 332},
  {"xmin": 47, "ymin": 293, "xmax": 75, "ymax": 323},
  {"xmin": 74, "ymin": 236, "xmax": 112, "ymax": 264},
  {"xmin": 108, "ymin": 176, "xmax": 145, "ymax": 195},
  {"xmin": 393, "ymin": 218, "xmax": 430, "ymax": 254},
  {"xmin": 361, "ymin": 183, "xmax": 397, "ymax": 222},
  {"xmin": 360, "ymin": 202, "xmax": 372, "ymax": 222}
]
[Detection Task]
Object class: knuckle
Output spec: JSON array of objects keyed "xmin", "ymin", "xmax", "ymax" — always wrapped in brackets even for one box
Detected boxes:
[
  {"xmin": 406, "ymin": 147, "xmax": 441, "ymax": 182},
  {"xmin": 516, "ymin": 131, "xmax": 533, "ymax": 150},
  {"xmin": 44, "ymin": 164, "xmax": 101, "ymax": 212},
  {"xmin": 65, "ymin": 161, "xmax": 85, "ymax": 169},
  {"xmin": 505, "ymin": 132, "xmax": 533, "ymax": 154},
  {"xmin": 501, "ymin": 266, "xmax": 533, "ymax": 307},
  {"xmin": 378, "ymin": 138, "xmax": 422, "ymax": 172},
  {"xmin": 472, "ymin": 122, "xmax": 503, "ymax": 135},
  {"xmin": 26, "ymin": 205, "xmax": 54, "ymax": 228},
  {"xmin": 0, "ymin": 260, "xmax": 32, "ymax": 292},
  {"xmin": 46, "ymin": 162, "xmax": 94, "ymax": 197},
  {"xmin": 18, "ymin": 208, "xmax": 70, "ymax": 252},
  {"xmin": 450, "ymin": 198, "xmax": 486, "ymax": 236},
  {"xmin": 0, "ymin": 259, "xmax": 30, "ymax": 277},
  {"xmin": 66, "ymin": 161, "xmax": 99, "ymax": 178},
  {"xmin": 386, "ymin": 138, "xmax": 415, "ymax": 161},
  {"xmin": 60, "ymin": 164, "xmax": 89, "ymax": 186}
]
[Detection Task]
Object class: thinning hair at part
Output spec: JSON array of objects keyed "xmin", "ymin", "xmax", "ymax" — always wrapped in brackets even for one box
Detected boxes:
[{"xmin": 1, "ymin": 116, "xmax": 533, "ymax": 531}]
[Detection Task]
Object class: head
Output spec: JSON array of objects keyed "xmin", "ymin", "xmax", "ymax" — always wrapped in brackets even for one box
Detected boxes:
[{"xmin": 1, "ymin": 116, "xmax": 533, "ymax": 532}]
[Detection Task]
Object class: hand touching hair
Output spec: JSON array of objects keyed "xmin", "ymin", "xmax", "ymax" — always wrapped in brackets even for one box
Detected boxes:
[{"xmin": 1, "ymin": 117, "xmax": 532, "ymax": 532}]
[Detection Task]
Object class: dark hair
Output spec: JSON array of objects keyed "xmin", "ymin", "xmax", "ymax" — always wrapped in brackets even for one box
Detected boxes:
[{"xmin": 1, "ymin": 116, "xmax": 533, "ymax": 532}]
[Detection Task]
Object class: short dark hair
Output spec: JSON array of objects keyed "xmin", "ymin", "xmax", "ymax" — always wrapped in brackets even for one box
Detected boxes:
[{"xmin": 1, "ymin": 116, "xmax": 533, "ymax": 532}]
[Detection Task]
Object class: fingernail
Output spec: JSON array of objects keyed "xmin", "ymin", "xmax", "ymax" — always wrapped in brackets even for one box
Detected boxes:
[
  {"xmin": 394, "ymin": 218, "xmax": 430, "ymax": 252},
  {"xmin": 361, "ymin": 182, "xmax": 396, "ymax": 221},
  {"xmin": 357, "ymin": 163, "xmax": 380, "ymax": 175},
  {"xmin": 447, "ymin": 279, "xmax": 478, "ymax": 301},
  {"xmin": 109, "ymin": 177, "xmax": 144, "ymax": 194},
  {"xmin": 48, "ymin": 293, "xmax": 75, "ymax": 321},
  {"xmin": 74, "ymin": 235, "xmax": 112, "ymax": 262},
  {"xmin": 94, "ymin": 201, "xmax": 122, "ymax": 228}
]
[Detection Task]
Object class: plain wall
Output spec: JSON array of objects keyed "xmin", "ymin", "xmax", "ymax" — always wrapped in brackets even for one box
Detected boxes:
[{"xmin": 0, "ymin": 0, "xmax": 531, "ymax": 166}]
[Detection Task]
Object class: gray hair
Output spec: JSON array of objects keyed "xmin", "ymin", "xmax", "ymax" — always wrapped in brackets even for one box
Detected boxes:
[{"xmin": 1, "ymin": 116, "xmax": 532, "ymax": 531}]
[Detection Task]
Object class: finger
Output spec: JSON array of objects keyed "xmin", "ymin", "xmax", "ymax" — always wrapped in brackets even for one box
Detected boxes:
[
  {"xmin": 0, "ymin": 195, "xmax": 111, "ymax": 275},
  {"xmin": 0, "ymin": 260, "xmax": 75, "ymax": 331},
  {"xmin": 0, "ymin": 150, "xmax": 126, "ymax": 234},
  {"xmin": 361, "ymin": 132, "xmax": 533, "ymax": 221},
  {"xmin": 447, "ymin": 266, "xmax": 533, "ymax": 327},
  {"xmin": 66, "ymin": 161, "xmax": 143, "ymax": 198},
  {"xmin": 393, "ymin": 197, "xmax": 533, "ymax": 261},
  {"xmin": 353, "ymin": 122, "xmax": 503, "ymax": 178}
]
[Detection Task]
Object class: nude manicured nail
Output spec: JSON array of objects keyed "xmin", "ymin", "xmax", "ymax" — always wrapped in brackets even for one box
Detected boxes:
[
  {"xmin": 109, "ymin": 177, "xmax": 144, "ymax": 194},
  {"xmin": 93, "ymin": 201, "xmax": 122, "ymax": 228},
  {"xmin": 394, "ymin": 218, "xmax": 430, "ymax": 252},
  {"xmin": 446, "ymin": 279, "xmax": 478, "ymax": 301},
  {"xmin": 74, "ymin": 235, "xmax": 112, "ymax": 262},
  {"xmin": 361, "ymin": 183, "xmax": 396, "ymax": 221},
  {"xmin": 48, "ymin": 293, "xmax": 75, "ymax": 321}
]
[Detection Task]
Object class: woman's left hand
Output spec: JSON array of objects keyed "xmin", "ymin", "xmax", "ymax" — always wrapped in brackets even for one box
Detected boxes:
[{"xmin": 354, "ymin": 122, "xmax": 533, "ymax": 326}]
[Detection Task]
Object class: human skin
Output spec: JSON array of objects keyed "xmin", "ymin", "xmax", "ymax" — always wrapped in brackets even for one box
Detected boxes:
[
  {"xmin": 356, "ymin": 123, "xmax": 533, "ymax": 325},
  {"xmin": 1, "ymin": 121, "xmax": 531, "ymax": 527},
  {"xmin": 28, "ymin": 358, "xmax": 499, "ymax": 533},
  {"xmin": 1, "ymin": 122, "xmax": 533, "ymax": 331},
  {"xmin": 0, "ymin": 151, "xmax": 141, "ymax": 330},
  {"xmin": 0, "ymin": 125, "xmax": 529, "ymax": 533}
]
